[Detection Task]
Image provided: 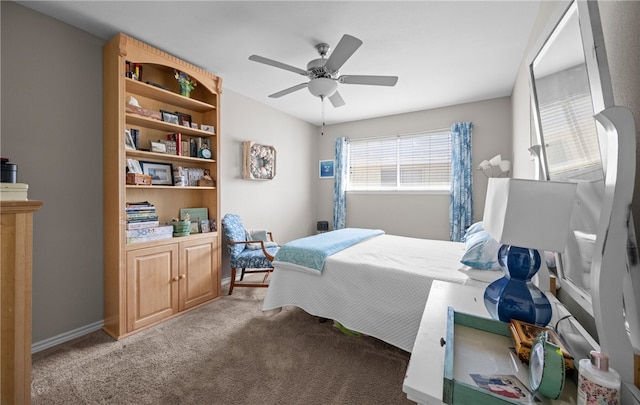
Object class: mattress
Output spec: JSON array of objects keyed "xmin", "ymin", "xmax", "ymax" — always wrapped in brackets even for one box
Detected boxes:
[{"xmin": 262, "ymin": 234, "xmax": 492, "ymax": 352}]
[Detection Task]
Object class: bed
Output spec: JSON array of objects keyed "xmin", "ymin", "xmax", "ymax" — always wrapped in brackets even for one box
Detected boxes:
[{"xmin": 262, "ymin": 229, "xmax": 502, "ymax": 352}]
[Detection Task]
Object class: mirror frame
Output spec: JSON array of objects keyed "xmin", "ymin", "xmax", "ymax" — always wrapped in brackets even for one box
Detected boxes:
[
  {"xmin": 528, "ymin": 0, "xmax": 640, "ymax": 393},
  {"xmin": 528, "ymin": 0, "xmax": 612, "ymax": 320}
]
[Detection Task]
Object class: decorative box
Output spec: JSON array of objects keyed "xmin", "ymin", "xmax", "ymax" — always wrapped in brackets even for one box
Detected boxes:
[
  {"xmin": 197, "ymin": 178, "xmax": 214, "ymax": 187},
  {"xmin": 126, "ymin": 225, "xmax": 173, "ymax": 244},
  {"xmin": 126, "ymin": 173, "xmax": 152, "ymax": 185},
  {"xmin": 509, "ymin": 319, "xmax": 574, "ymax": 369},
  {"xmin": 0, "ymin": 183, "xmax": 28, "ymax": 201}
]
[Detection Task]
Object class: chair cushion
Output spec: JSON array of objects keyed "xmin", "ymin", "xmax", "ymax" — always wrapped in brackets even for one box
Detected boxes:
[
  {"xmin": 222, "ymin": 214, "xmax": 247, "ymax": 257},
  {"xmin": 230, "ymin": 246, "xmax": 280, "ymax": 269}
]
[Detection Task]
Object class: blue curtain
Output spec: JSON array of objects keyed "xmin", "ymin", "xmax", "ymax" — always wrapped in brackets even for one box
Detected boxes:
[
  {"xmin": 333, "ymin": 137, "xmax": 348, "ymax": 230},
  {"xmin": 450, "ymin": 122, "xmax": 473, "ymax": 241}
]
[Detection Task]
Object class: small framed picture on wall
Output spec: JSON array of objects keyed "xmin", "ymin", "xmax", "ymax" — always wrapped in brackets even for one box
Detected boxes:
[{"xmin": 319, "ymin": 160, "xmax": 335, "ymax": 179}]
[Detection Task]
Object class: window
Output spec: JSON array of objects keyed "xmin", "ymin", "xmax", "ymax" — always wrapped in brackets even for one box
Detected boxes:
[
  {"xmin": 347, "ymin": 131, "xmax": 451, "ymax": 192},
  {"xmin": 538, "ymin": 91, "xmax": 602, "ymax": 179}
]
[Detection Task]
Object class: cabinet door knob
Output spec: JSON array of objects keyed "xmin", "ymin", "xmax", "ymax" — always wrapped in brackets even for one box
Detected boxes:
[
  {"xmin": 180, "ymin": 274, "xmax": 186, "ymax": 279},
  {"xmin": 172, "ymin": 276, "xmax": 179, "ymax": 282}
]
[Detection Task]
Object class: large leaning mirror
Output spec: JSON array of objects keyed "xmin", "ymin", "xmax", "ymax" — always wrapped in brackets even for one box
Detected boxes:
[{"xmin": 529, "ymin": 0, "xmax": 613, "ymax": 334}]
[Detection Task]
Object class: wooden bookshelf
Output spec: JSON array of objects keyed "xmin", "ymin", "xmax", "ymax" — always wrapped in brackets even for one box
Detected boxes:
[{"xmin": 102, "ymin": 33, "xmax": 222, "ymax": 339}]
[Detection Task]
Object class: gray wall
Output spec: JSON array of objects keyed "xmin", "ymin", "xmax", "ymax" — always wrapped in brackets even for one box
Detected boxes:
[{"xmin": 1, "ymin": 1, "xmax": 105, "ymax": 344}]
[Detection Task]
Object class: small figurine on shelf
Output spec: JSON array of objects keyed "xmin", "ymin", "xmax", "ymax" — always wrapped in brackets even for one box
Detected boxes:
[{"xmin": 174, "ymin": 70, "xmax": 196, "ymax": 97}]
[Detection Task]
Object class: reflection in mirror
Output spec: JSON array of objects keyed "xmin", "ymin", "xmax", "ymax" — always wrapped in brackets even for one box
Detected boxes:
[{"xmin": 529, "ymin": 0, "xmax": 609, "ymax": 332}]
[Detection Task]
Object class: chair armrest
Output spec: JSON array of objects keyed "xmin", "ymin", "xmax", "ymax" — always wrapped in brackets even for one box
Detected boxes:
[{"xmin": 229, "ymin": 239, "xmax": 277, "ymax": 261}]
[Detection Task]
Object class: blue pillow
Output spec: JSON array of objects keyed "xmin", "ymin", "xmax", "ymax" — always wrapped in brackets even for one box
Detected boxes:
[
  {"xmin": 461, "ymin": 221, "xmax": 484, "ymax": 242},
  {"xmin": 460, "ymin": 230, "xmax": 501, "ymax": 270}
]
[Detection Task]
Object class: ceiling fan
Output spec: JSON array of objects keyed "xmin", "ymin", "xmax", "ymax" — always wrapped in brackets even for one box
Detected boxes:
[{"xmin": 249, "ymin": 34, "xmax": 398, "ymax": 108}]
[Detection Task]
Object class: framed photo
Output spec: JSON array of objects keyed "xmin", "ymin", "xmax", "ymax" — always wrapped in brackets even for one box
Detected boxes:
[
  {"xmin": 180, "ymin": 207, "xmax": 208, "ymax": 234},
  {"xmin": 125, "ymin": 129, "xmax": 136, "ymax": 150},
  {"xmin": 175, "ymin": 111, "xmax": 192, "ymax": 128},
  {"xmin": 140, "ymin": 161, "xmax": 173, "ymax": 185},
  {"xmin": 319, "ymin": 160, "xmax": 335, "ymax": 178},
  {"xmin": 201, "ymin": 124, "xmax": 215, "ymax": 134},
  {"xmin": 200, "ymin": 220, "xmax": 210, "ymax": 233},
  {"xmin": 160, "ymin": 110, "xmax": 179, "ymax": 125}
]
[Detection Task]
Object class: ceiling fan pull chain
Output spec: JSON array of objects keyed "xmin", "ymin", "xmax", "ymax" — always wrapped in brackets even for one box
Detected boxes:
[{"xmin": 321, "ymin": 96, "xmax": 326, "ymax": 136}]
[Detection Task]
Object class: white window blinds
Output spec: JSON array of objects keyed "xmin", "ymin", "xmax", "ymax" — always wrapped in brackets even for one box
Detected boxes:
[
  {"xmin": 347, "ymin": 131, "xmax": 451, "ymax": 191},
  {"xmin": 538, "ymin": 91, "xmax": 602, "ymax": 179}
]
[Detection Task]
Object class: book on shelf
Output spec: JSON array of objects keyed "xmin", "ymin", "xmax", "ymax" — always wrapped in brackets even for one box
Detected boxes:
[
  {"xmin": 126, "ymin": 201, "xmax": 153, "ymax": 208},
  {"xmin": 126, "ymin": 220, "xmax": 160, "ymax": 230},
  {"xmin": 126, "ymin": 215, "xmax": 159, "ymax": 222},
  {"xmin": 125, "ymin": 208, "xmax": 156, "ymax": 214},
  {"xmin": 168, "ymin": 133, "xmax": 182, "ymax": 155}
]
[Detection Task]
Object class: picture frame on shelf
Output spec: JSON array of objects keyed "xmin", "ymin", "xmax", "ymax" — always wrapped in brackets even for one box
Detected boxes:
[
  {"xmin": 319, "ymin": 160, "xmax": 335, "ymax": 179},
  {"xmin": 160, "ymin": 110, "xmax": 179, "ymax": 125},
  {"xmin": 150, "ymin": 141, "xmax": 167, "ymax": 154},
  {"xmin": 201, "ymin": 124, "xmax": 215, "ymax": 134},
  {"xmin": 180, "ymin": 207, "xmax": 208, "ymax": 234},
  {"xmin": 200, "ymin": 220, "xmax": 210, "ymax": 233},
  {"xmin": 125, "ymin": 129, "xmax": 136, "ymax": 150},
  {"xmin": 140, "ymin": 161, "xmax": 174, "ymax": 185},
  {"xmin": 175, "ymin": 111, "xmax": 192, "ymax": 128}
]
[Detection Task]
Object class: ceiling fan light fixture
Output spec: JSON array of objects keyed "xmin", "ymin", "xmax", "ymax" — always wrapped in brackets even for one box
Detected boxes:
[{"xmin": 308, "ymin": 78, "xmax": 338, "ymax": 98}]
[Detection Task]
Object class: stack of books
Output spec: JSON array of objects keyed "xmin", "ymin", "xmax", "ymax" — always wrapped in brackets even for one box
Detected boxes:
[
  {"xmin": 125, "ymin": 201, "xmax": 158, "ymax": 229},
  {"xmin": 125, "ymin": 201, "xmax": 173, "ymax": 244}
]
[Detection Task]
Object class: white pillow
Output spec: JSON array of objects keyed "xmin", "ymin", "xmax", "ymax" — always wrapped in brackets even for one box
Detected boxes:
[{"xmin": 245, "ymin": 229, "xmax": 278, "ymax": 250}]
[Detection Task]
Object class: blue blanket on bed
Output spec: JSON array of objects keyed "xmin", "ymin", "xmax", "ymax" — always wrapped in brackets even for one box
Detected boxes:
[{"xmin": 274, "ymin": 228, "xmax": 385, "ymax": 272}]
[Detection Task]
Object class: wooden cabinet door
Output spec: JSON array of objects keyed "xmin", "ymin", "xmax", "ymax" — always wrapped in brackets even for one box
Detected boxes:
[
  {"xmin": 126, "ymin": 244, "xmax": 179, "ymax": 331},
  {"xmin": 179, "ymin": 237, "xmax": 218, "ymax": 311}
]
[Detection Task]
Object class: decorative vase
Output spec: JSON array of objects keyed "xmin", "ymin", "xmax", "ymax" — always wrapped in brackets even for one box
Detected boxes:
[
  {"xmin": 180, "ymin": 87, "xmax": 191, "ymax": 98},
  {"xmin": 483, "ymin": 245, "xmax": 552, "ymax": 326}
]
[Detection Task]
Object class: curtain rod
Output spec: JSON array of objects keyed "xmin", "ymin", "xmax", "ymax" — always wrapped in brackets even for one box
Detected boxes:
[{"xmin": 347, "ymin": 127, "xmax": 450, "ymax": 142}]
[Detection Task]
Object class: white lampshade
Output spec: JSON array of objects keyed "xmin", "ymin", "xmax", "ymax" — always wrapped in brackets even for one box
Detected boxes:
[
  {"xmin": 483, "ymin": 178, "xmax": 577, "ymax": 252},
  {"xmin": 308, "ymin": 78, "xmax": 338, "ymax": 97}
]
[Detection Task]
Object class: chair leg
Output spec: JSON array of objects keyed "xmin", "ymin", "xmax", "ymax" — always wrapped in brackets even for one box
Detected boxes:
[
  {"xmin": 229, "ymin": 267, "xmax": 237, "ymax": 295},
  {"xmin": 240, "ymin": 268, "xmax": 246, "ymax": 281}
]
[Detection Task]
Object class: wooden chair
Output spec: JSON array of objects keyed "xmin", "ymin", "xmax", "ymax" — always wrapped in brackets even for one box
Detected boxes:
[{"xmin": 221, "ymin": 214, "xmax": 279, "ymax": 295}]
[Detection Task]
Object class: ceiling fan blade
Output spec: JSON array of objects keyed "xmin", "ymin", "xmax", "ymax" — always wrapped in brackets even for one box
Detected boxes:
[
  {"xmin": 339, "ymin": 75, "xmax": 398, "ymax": 86},
  {"xmin": 325, "ymin": 34, "xmax": 363, "ymax": 72},
  {"xmin": 268, "ymin": 83, "xmax": 308, "ymax": 98},
  {"xmin": 249, "ymin": 55, "xmax": 308, "ymax": 76},
  {"xmin": 328, "ymin": 91, "xmax": 346, "ymax": 108}
]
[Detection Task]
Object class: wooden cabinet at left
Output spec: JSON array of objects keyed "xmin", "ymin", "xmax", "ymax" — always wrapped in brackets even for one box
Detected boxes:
[
  {"xmin": 1, "ymin": 200, "xmax": 43, "ymax": 405},
  {"xmin": 103, "ymin": 33, "xmax": 222, "ymax": 339}
]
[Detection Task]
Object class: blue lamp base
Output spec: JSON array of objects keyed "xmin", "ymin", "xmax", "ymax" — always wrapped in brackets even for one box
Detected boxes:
[{"xmin": 483, "ymin": 245, "xmax": 552, "ymax": 326}]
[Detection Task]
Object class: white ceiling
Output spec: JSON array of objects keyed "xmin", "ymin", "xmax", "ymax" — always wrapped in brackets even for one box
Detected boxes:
[{"xmin": 18, "ymin": 1, "xmax": 540, "ymax": 126}]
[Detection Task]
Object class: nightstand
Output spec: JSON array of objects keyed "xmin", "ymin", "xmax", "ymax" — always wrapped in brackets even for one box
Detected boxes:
[{"xmin": 403, "ymin": 280, "xmax": 585, "ymax": 404}]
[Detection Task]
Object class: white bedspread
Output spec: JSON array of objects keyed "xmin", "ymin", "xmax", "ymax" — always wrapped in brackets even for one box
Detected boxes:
[{"xmin": 262, "ymin": 234, "xmax": 492, "ymax": 352}]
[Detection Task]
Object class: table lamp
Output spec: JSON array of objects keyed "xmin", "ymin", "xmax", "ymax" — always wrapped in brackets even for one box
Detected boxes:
[{"xmin": 482, "ymin": 178, "xmax": 577, "ymax": 326}]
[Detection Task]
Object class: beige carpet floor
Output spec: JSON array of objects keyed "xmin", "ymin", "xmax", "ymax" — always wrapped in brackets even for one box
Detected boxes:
[{"xmin": 31, "ymin": 282, "xmax": 413, "ymax": 404}]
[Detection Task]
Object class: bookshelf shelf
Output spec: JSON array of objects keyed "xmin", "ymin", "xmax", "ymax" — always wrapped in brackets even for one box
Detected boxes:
[
  {"xmin": 125, "ymin": 114, "xmax": 215, "ymax": 137},
  {"xmin": 126, "ymin": 149, "xmax": 215, "ymax": 165},
  {"xmin": 126, "ymin": 77, "xmax": 215, "ymax": 113},
  {"xmin": 103, "ymin": 33, "xmax": 222, "ymax": 339}
]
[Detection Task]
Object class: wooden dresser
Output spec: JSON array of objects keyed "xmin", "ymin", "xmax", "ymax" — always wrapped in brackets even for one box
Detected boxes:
[{"xmin": 1, "ymin": 200, "xmax": 42, "ymax": 405}]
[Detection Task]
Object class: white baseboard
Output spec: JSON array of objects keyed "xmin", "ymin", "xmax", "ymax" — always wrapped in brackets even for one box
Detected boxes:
[
  {"xmin": 32, "ymin": 320, "xmax": 104, "ymax": 354},
  {"xmin": 32, "ymin": 279, "xmax": 233, "ymax": 354}
]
